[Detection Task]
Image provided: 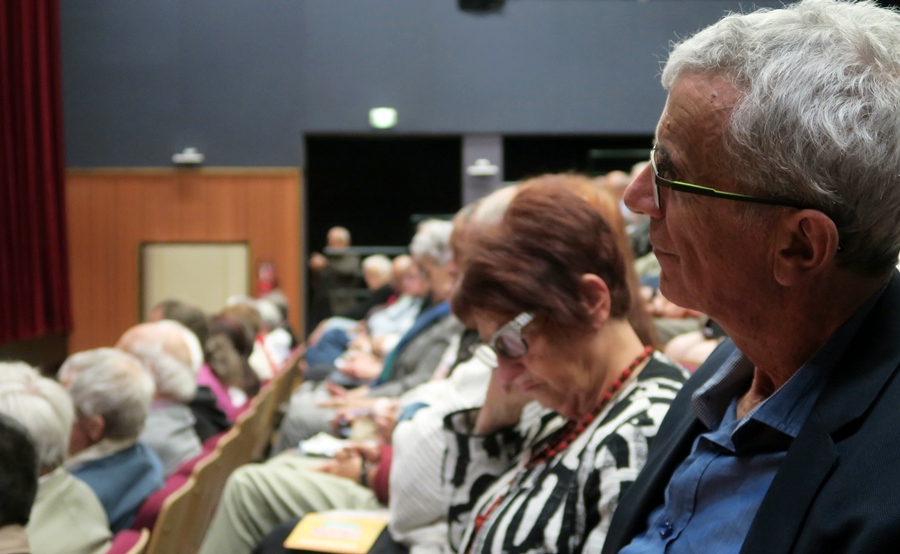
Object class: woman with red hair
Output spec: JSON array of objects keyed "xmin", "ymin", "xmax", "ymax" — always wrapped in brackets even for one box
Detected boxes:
[{"xmin": 444, "ymin": 180, "xmax": 687, "ymax": 553}]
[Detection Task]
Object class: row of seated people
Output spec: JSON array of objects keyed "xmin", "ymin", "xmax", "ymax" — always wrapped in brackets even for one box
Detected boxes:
[
  {"xmin": 193, "ymin": 172, "xmax": 694, "ymax": 554},
  {"xmin": 0, "ymin": 171, "xmax": 717, "ymax": 554},
  {"xmin": 0, "ymin": 292, "xmax": 298, "ymax": 554}
]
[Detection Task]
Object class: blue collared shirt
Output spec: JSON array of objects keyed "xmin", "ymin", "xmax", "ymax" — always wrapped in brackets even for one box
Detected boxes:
[{"xmin": 620, "ymin": 288, "xmax": 884, "ymax": 554}]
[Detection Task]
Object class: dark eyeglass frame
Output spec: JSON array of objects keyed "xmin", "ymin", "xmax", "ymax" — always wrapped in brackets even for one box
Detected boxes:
[
  {"xmin": 649, "ymin": 147, "xmax": 806, "ymax": 210},
  {"xmin": 488, "ymin": 311, "xmax": 535, "ymax": 360}
]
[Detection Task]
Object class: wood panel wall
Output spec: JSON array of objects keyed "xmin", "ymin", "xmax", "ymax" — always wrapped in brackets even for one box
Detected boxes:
[{"xmin": 66, "ymin": 168, "xmax": 303, "ymax": 353}]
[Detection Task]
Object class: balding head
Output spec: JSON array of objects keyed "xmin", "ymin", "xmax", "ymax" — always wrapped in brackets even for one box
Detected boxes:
[
  {"xmin": 116, "ymin": 320, "xmax": 202, "ymax": 403},
  {"xmin": 327, "ymin": 226, "xmax": 351, "ymax": 249}
]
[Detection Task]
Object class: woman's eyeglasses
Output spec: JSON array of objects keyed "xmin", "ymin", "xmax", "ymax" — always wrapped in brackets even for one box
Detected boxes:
[{"xmin": 488, "ymin": 312, "xmax": 534, "ymax": 360}]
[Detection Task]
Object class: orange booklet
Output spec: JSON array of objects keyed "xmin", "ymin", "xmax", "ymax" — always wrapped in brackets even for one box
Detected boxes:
[{"xmin": 283, "ymin": 510, "xmax": 390, "ymax": 554}]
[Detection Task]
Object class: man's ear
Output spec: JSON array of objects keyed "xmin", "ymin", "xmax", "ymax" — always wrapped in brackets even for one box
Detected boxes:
[
  {"xmin": 84, "ymin": 414, "xmax": 105, "ymax": 443},
  {"xmin": 579, "ymin": 274, "xmax": 612, "ymax": 327},
  {"xmin": 773, "ymin": 210, "xmax": 840, "ymax": 286}
]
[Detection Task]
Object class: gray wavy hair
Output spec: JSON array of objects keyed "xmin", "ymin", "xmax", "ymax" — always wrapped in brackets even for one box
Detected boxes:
[
  {"xmin": 0, "ymin": 363, "xmax": 74, "ymax": 472},
  {"xmin": 59, "ymin": 348, "xmax": 156, "ymax": 442},
  {"xmin": 410, "ymin": 219, "xmax": 454, "ymax": 267},
  {"xmin": 663, "ymin": 0, "xmax": 900, "ymax": 274}
]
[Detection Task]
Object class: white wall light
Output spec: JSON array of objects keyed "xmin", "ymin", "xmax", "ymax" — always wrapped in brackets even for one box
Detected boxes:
[
  {"xmin": 369, "ymin": 107, "xmax": 398, "ymax": 129},
  {"xmin": 172, "ymin": 147, "xmax": 205, "ymax": 165}
]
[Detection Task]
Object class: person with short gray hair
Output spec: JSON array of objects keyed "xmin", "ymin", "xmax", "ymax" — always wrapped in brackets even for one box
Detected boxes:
[
  {"xmin": 0, "ymin": 363, "xmax": 111, "ymax": 554},
  {"xmin": 117, "ymin": 320, "xmax": 205, "ymax": 476},
  {"xmin": 605, "ymin": 1, "xmax": 900, "ymax": 553},
  {"xmin": 60, "ymin": 348, "xmax": 164, "ymax": 532}
]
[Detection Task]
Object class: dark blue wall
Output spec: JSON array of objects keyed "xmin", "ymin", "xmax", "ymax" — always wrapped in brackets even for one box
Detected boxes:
[{"xmin": 61, "ymin": 0, "xmax": 781, "ymax": 167}]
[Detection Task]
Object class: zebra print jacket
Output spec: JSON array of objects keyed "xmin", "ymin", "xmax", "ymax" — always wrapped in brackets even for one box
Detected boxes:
[{"xmin": 443, "ymin": 354, "xmax": 688, "ymax": 554}]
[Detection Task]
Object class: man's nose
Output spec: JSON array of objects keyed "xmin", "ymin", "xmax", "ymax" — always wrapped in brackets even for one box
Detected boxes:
[{"xmin": 624, "ymin": 163, "xmax": 663, "ymax": 219}]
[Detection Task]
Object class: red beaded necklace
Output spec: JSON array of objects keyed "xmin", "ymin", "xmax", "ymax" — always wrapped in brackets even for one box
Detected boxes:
[{"xmin": 471, "ymin": 345, "xmax": 654, "ymax": 542}]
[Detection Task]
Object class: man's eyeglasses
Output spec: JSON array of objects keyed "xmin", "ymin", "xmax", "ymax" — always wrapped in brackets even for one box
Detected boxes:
[
  {"xmin": 650, "ymin": 147, "xmax": 806, "ymax": 210},
  {"xmin": 488, "ymin": 312, "xmax": 534, "ymax": 360}
]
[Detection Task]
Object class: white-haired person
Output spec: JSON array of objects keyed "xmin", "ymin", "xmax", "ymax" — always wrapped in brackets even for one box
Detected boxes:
[
  {"xmin": 197, "ymin": 220, "xmax": 465, "ymax": 554},
  {"xmin": 117, "ymin": 319, "xmax": 205, "ymax": 476},
  {"xmin": 303, "ymin": 255, "xmax": 428, "ymax": 383},
  {"xmin": 0, "ymin": 362, "xmax": 111, "ymax": 554},
  {"xmin": 273, "ymin": 219, "xmax": 464, "ymax": 452},
  {"xmin": 59, "ymin": 348, "xmax": 164, "ymax": 532},
  {"xmin": 254, "ymin": 297, "xmax": 293, "ymax": 368},
  {"xmin": 605, "ymin": 1, "xmax": 900, "ymax": 552}
]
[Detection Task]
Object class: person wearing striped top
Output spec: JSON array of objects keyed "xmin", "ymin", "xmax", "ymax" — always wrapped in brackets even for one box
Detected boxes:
[{"xmin": 444, "ymin": 181, "xmax": 688, "ymax": 553}]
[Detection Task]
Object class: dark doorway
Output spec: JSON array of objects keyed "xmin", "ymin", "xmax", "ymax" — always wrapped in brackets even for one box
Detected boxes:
[
  {"xmin": 303, "ymin": 135, "xmax": 462, "ymax": 331},
  {"xmin": 503, "ymin": 135, "xmax": 653, "ymax": 181},
  {"xmin": 305, "ymin": 135, "xmax": 462, "ymax": 250}
]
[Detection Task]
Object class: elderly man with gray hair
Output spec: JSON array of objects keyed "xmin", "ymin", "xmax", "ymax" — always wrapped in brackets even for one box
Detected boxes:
[
  {"xmin": 60, "ymin": 348, "xmax": 164, "ymax": 532},
  {"xmin": 604, "ymin": 1, "xmax": 900, "ymax": 553},
  {"xmin": 0, "ymin": 362, "xmax": 111, "ymax": 554},
  {"xmin": 117, "ymin": 319, "xmax": 206, "ymax": 476}
]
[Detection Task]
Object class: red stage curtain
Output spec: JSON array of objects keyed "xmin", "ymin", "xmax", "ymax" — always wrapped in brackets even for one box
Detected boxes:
[{"xmin": 0, "ymin": 0, "xmax": 71, "ymax": 345}]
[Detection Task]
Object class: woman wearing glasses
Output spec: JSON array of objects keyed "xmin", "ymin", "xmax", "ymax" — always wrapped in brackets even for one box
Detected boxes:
[{"xmin": 444, "ymin": 180, "xmax": 688, "ymax": 553}]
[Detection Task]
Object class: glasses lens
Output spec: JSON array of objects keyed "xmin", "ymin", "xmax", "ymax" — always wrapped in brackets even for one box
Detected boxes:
[{"xmin": 494, "ymin": 330, "xmax": 527, "ymax": 359}]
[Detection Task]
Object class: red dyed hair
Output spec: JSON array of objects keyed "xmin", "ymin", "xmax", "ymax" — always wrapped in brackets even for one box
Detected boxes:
[{"xmin": 453, "ymin": 180, "xmax": 630, "ymax": 334}]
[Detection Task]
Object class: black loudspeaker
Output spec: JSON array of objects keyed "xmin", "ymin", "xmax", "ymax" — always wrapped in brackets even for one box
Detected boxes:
[{"xmin": 458, "ymin": 0, "xmax": 505, "ymax": 13}]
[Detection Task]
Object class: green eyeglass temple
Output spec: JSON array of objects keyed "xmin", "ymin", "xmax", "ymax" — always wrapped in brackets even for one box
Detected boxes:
[
  {"xmin": 649, "ymin": 147, "xmax": 842, "ymax": 252},
  {"xmin": 649, "ymin": 147, "xmax": 806, "ymax": 210}
]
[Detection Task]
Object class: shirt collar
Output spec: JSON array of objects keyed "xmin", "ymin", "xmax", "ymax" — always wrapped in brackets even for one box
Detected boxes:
[
  {"xmin": 692, "ymin": 282, "xmax": 888, "ymax": 437},
  {"xmin": 64, "ymin": 437, "xmax": 137, "ymax": 470}
]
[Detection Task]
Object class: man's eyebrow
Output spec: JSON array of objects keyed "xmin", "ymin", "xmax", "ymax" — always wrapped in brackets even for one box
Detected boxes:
[{"xmin": 654, "ymin": 144, "xmax": 676, "ymax": 170}]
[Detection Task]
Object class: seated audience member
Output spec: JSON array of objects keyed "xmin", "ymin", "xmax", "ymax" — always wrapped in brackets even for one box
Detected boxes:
[
  {"xmin": 307, "ymin": 253, "xmax": 414, "ymax": 344},
  {"xmin": 261, "ymin": 290, "xmax": 300, "ymax": 351},
  {"xmin": 0, "ymin": 363, "xmax": 111, "ymax": 554},
  {"xmin": 198, "ymin": 438, "xmax": 391, "ymax": 554},
  {"xmin": 389, "ymin": 176, "xmax": 662, "ymax": 553},
  {"xmin": 254, "ymin": 297, "xmax": 293, "ymax": 367},
  {"xmin": 336, "ymin": 254, "xmax": 395, "ymax": 321},
  {"xmin": 274, "ymin": 219, "xmax": 464, "ymax": 452},
  {"xmin": 246, "ymin": 196, "xmax": 516, "ymax": 554},
  {"xmin": 148, "ymin": 298, "xmax": 232, "ymax": 440},
  {"xmin": 304, "ymin": 256, "xmax": 426, "ymax": 379},
  {"xmin": 223, "ymin": 297, "xmax": 274, "ymax": 385},
  {"xmin": 58, "ymin": 348, "xmax": 164, "ymax": 532},
  {"xmin": 117, "ymin": 320, "xmax": 205, "ymax": 476},
  {"xmin": 0, "ymin": 413, "xmax": 39, "ymax": 554},
  {"xmin": 443, "ymin": 183, "xmax": 687, "ymax": 553},
  {"xmin": 200, "ymin": 312, "xmax": 259, "ymax": 421},
  {"xmin": 353, "ymin": 255, "xmax": 424, "ymax": 347},
  {"xmin": 198, "ymin": 220, "xmax": 465, "ymax": 554},
  {"xmin": 602, "ymin": 2, "xmax": 900, "ymax": 552},
  {"xmin": 229, "ymin": 179, "xmax": 668, "ymax": 554}
]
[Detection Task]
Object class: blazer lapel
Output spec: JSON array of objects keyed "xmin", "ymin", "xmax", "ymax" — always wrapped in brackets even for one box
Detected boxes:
[{"xmin": 742, "ymin": 273, "xmax": 900, "ymax": 554}]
